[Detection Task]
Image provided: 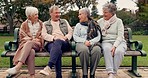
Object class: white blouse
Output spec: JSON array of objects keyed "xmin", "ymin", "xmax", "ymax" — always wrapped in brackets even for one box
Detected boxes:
[{"xmin": 28, "ymin": 20, "xmax": 40, "ymax": 38}]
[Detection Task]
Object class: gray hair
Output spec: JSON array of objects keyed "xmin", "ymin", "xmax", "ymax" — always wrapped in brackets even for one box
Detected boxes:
[
  {"xmin": 49, "ymin": 5, "xmax": 60, "ymax": 13},
  {"xmin": 79, "ymin": 7, "xmax": 90, "ymax": 17},
  {"xmin": 103, "ymin": 3, "xmax": 117, "ymax": 15},
  {"xmin": 25, "ymin": 6, "xmax": 38, "ymax": 18}
]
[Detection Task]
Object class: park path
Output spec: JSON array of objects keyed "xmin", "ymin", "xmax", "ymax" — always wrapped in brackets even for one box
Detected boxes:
[{"xmin": 0, "ymin": 67, "xmax": 148, "ymax": 78}]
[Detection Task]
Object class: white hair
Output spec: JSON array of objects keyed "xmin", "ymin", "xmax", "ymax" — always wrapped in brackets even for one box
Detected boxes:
[
  {"xmin": 25, "ymin": 6, "xmax": 38, "ymax": 17},
  {"xmin": 103, "ymin": 3, "xmax": 117, "ymax": 15},
  {"xmin": 79, "ymin": 7, "xmax": 90, "ymax": 17}
]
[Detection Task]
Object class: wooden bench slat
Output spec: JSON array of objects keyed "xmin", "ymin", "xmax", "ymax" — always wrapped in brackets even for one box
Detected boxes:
[
  {"xmin": 3, "ymin": 51, "xmax": 75, "ymax": 57},
  {"xmin": 3, "ymin": 50, "xmax": 144, "ymax": 57},
  {"xmin": 125, "ymin": 51, "xmax": 143, "ymax": 56}
]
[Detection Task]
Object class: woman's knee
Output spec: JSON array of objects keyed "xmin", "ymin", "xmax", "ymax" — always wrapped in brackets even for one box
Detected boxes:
[
  {"xmin": 77, "ymin": 46, "xmax": 88, "ymax": 53},
  {"xmin": 92, "ymin": 46, "xmax": 101, "ymax": 54},
  {"xmin": 30, "ymin": 49, "xmax": 35, "ymax": 56},
  {"xmin": 115, "ymin": 49, "xmax": 125, "ymax": 56}
]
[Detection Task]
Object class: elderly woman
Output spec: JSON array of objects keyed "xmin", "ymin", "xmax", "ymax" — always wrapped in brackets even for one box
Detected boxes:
[
  {"xmin": 97, "ymin": 3, "xmax": 127, "ymax": 78},
  {"xmin": 73, "ymin": 7, "xmax": 102, "ymax": 78},
  {"xmin": 6, "ymin": 6, "xmax": 43, "ymax": 78}
]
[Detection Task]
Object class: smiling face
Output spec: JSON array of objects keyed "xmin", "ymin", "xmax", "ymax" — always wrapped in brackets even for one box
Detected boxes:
[
  {"xmin": 103, "ymin": 9, "xmax": 113, "ymax": 20},
  {"xmin": 29, "ymin": 13, "xmax": 38, "ymax": 23},
  {"xmin": 78, "ymin": 10, "xmax": 88, "ymax": 22},
  {"xmin": 102, "ymin": 3, "xmax": 117, "ymax": 20},
  {"xmin": 50, "ymin": 8, "xmax": 60, "ymax": 21}
]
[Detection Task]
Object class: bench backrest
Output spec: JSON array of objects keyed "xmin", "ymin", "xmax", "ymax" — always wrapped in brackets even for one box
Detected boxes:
[
  {"xmin": 14, "ymin": 27, "xmax": 132, "ymax": 51},
  {"xmin": 124, "ymin": 27, "xmax": 132, "ymax": 51}
]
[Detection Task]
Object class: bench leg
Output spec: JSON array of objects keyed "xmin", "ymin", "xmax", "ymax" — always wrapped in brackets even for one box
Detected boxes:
[
  {"xmin": 10, "ymin": 56, "xmax": 14, "ymax": 68},
  {"xmin": 71, "ymin": 56, "xmax": 77, "ymax": 78},
  {"xmin": 128, "ymin": 56, "xmax": 142, "ymax": 77}
]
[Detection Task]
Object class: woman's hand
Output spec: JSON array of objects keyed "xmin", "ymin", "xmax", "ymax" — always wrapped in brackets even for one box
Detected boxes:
[
  {"xmin": 33, "ymin": 38, "xmax": 40, "ymax": 42},
  {"xmin": 111, "ymin": 46, "xmax": 116, "ymax": 57},
  {"xmin": 84, "ymin": 40, "xmax": 91, "ymax": 47}
]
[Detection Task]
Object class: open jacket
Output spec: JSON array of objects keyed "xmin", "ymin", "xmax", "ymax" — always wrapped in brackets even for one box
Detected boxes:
[{"xmin": 13, "ymin": 19, "xmax": 44, "ymax": 65}]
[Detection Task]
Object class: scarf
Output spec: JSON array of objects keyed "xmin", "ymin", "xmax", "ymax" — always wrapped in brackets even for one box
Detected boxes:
[
  {"xmin": 80, "ymin": 19, "xmax": 99, "ymax": 40},
  {"xmin": 102, "ymin": 14, "xmax": 117, "ymax": 36}
]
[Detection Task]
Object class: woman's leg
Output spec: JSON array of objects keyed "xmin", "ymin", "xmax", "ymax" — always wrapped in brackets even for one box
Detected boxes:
[
  {"xmin": 26, "ymin": 49, "xmax": 35, "ymax": 77},
  {"xmin": 7, "ymin": 41, "xmax": 40, "ymax": 76},
  {"xmin": 90, "ymin": 46, "xmax": 102, "ymax": 76},
  {"xmin": 76, "ymin": 43, "xmax": 89, "ymax": 76},
  {"xmin": 18, "ymin": 41, "xmax": 38, "ymax": 63},
  {"xmin": 113, "ymin": 42, "xmax": 127, "ymax": 73},
  {"xmin": 102, "ymin": 42, "xmax": 114, "ymax": 74},
  {"xmin": 14, "ymin": 41, "xmax": 37, "ymax": 70}
]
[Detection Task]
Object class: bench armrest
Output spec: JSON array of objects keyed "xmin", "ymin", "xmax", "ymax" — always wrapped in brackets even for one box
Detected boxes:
[
  {"xmin": 71, "ymin": 41, "xmax": 78, "ymax": 56},
  {"xmin": 4, "ymin": 40, "xmax": 18, "ymax": 51},
  {"xmin": 128, "ymin": 40, "xmax": 146, "ymax": 56},
  {"xmin": 71, "ymin": 41, "xmax": 76, "ymax": 50},
  {"xmin": 129, "ymin": 40, "xmax": 142, "ymax": 50}
]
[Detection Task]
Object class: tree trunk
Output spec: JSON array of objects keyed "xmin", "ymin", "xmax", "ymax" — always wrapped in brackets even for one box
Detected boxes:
[
  {"xmin": 5, "ymin": 13, "xmax": 14, "ymax": 34},
  {"xmin": 9, "ymin": 19, "xmax": 14, "ymax": 34}
]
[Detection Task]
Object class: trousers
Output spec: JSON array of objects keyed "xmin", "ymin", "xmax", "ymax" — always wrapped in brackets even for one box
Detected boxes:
[
  {"xmin": 18, "ymin": 41, "xmax": 40, "ymax": 75},
  {"xmin": 45, "ymin": 39, "xmax": 70, "ymax": 78},
  {"xmin": 76, "ymin": 43, "xmax": 102, "ymax": 76},
  {"xmin": 102, "ymin": 42, "xmax": 127, "ymax": 74}
]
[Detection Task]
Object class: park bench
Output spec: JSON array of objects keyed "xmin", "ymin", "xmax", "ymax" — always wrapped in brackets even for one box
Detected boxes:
[{"xmin": 1, "ymin": 27, "xmax": 147, "ymax": 77}]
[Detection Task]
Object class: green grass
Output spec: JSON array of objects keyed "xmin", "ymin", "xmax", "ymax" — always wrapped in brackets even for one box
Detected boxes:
[{"xmin": 0, "ymin": 35, "xmax": 148, "ymax": 68}]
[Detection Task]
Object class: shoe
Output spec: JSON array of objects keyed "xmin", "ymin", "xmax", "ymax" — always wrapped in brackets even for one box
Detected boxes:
[
  {"xmin": 108, "ymin": 73, "xmax": 116, "ymax": 78},
  {"xmin": 83, "ymin": 75, "xmax": 88, "ymax": 78},
  {"xmin": 90, "ymin": 75, "xmax": 95, "ymax": 78},
  {"xmin": 39, "ymin": 66, "xmax": 52, "ymax": 76},
  {"xmin": 6, "ymin": 67, "xmax": 20, "ymax": 75}
]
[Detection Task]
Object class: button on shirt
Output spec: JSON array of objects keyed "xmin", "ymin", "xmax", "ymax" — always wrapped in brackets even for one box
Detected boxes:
[{"xmin": 28, "ymin": 20, "xmax": 40, "ymax": 39}]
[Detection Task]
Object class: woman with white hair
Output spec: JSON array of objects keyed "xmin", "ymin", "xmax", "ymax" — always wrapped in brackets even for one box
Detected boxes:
[
  {"xmin": 6, "ymin": 6, "xmax": 44, "ymax": 78},
  {"xmin": 97, "ymin": 3, "xmax": 127, "ymax": 78},
  {"xmin": 73, "ymin": 7, "xmax": 102, "ymax": 78}
]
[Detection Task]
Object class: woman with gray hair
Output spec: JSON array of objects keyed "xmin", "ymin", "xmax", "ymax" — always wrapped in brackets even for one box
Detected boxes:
[
  {"xmin": 97, "ymin": 3, "xmax": 127, "ymax": 78},
  {"xmin": 73, "ymin": 7, "xmax": 102, "ymax": 78},
  {"xmin": 6, "ymin": 6, "xmax": 44, "ymax": 78}
]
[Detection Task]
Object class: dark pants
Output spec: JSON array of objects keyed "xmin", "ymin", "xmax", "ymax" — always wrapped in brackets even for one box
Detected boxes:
[{"xmin": 45, "ymin": 39, "xmax": 71, "ymax": 78}]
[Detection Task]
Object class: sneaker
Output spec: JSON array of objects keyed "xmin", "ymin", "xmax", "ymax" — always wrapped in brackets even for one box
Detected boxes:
[
  {"xmin": 39, "ymin": 66, "xmax": 52, "ymax": 76},
  {"xmin": 6, "ymin": 67, "xmax": 20, "ymax": 75}
]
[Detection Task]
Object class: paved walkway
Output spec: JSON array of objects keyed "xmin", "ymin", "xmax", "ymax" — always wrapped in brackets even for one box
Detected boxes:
[{"xmin": 0, "ymin": 67, "xmax": 148, "ymax": 78}]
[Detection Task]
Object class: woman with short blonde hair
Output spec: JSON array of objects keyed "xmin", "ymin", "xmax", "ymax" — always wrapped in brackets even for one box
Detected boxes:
[{"xmin": 6, "ymin": 6, "xmax": 44, "ymax": 78}]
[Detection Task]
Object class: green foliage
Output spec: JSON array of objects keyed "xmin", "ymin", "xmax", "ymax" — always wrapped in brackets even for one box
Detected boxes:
[
  {"xmin": 132, "ymin": 30, "xmax": 144, "ymax": 35},
  {"xmin": 91, "ymin": 5, "xmax": 99, "ymax": 19},
  {"xmin": 116, "ymin": 10, "xmax": 137, "ymax": 25},
  {"xmin": 61, "ymin": 10, "xmax": 79, "ymax": 26},
  {"xmin": 138, "ymin": 4, "xmax": 148, "ymax": 21}
]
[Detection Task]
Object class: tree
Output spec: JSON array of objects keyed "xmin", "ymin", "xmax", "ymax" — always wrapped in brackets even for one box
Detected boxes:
[
  {"xmin": 91, "ymin": 5, "xmax": 99, "ymax": 19},
  {"xmin": 137, "ymin": 0, "xmax": 148, "ymax": 22},
  {"xmin": 116, "ymin": 9, "xmax": 137, "ymax": 25},
  {"xmin": 2, "ymin": 0, "xmax": 17, "ymax": 34},
  {"xmin": 0, "ymin": 0, "xmax": 98, "ymax": 34},
  {"xmin": 0, "ymin": 0, "xmax": 52, "ymax": 34}
]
